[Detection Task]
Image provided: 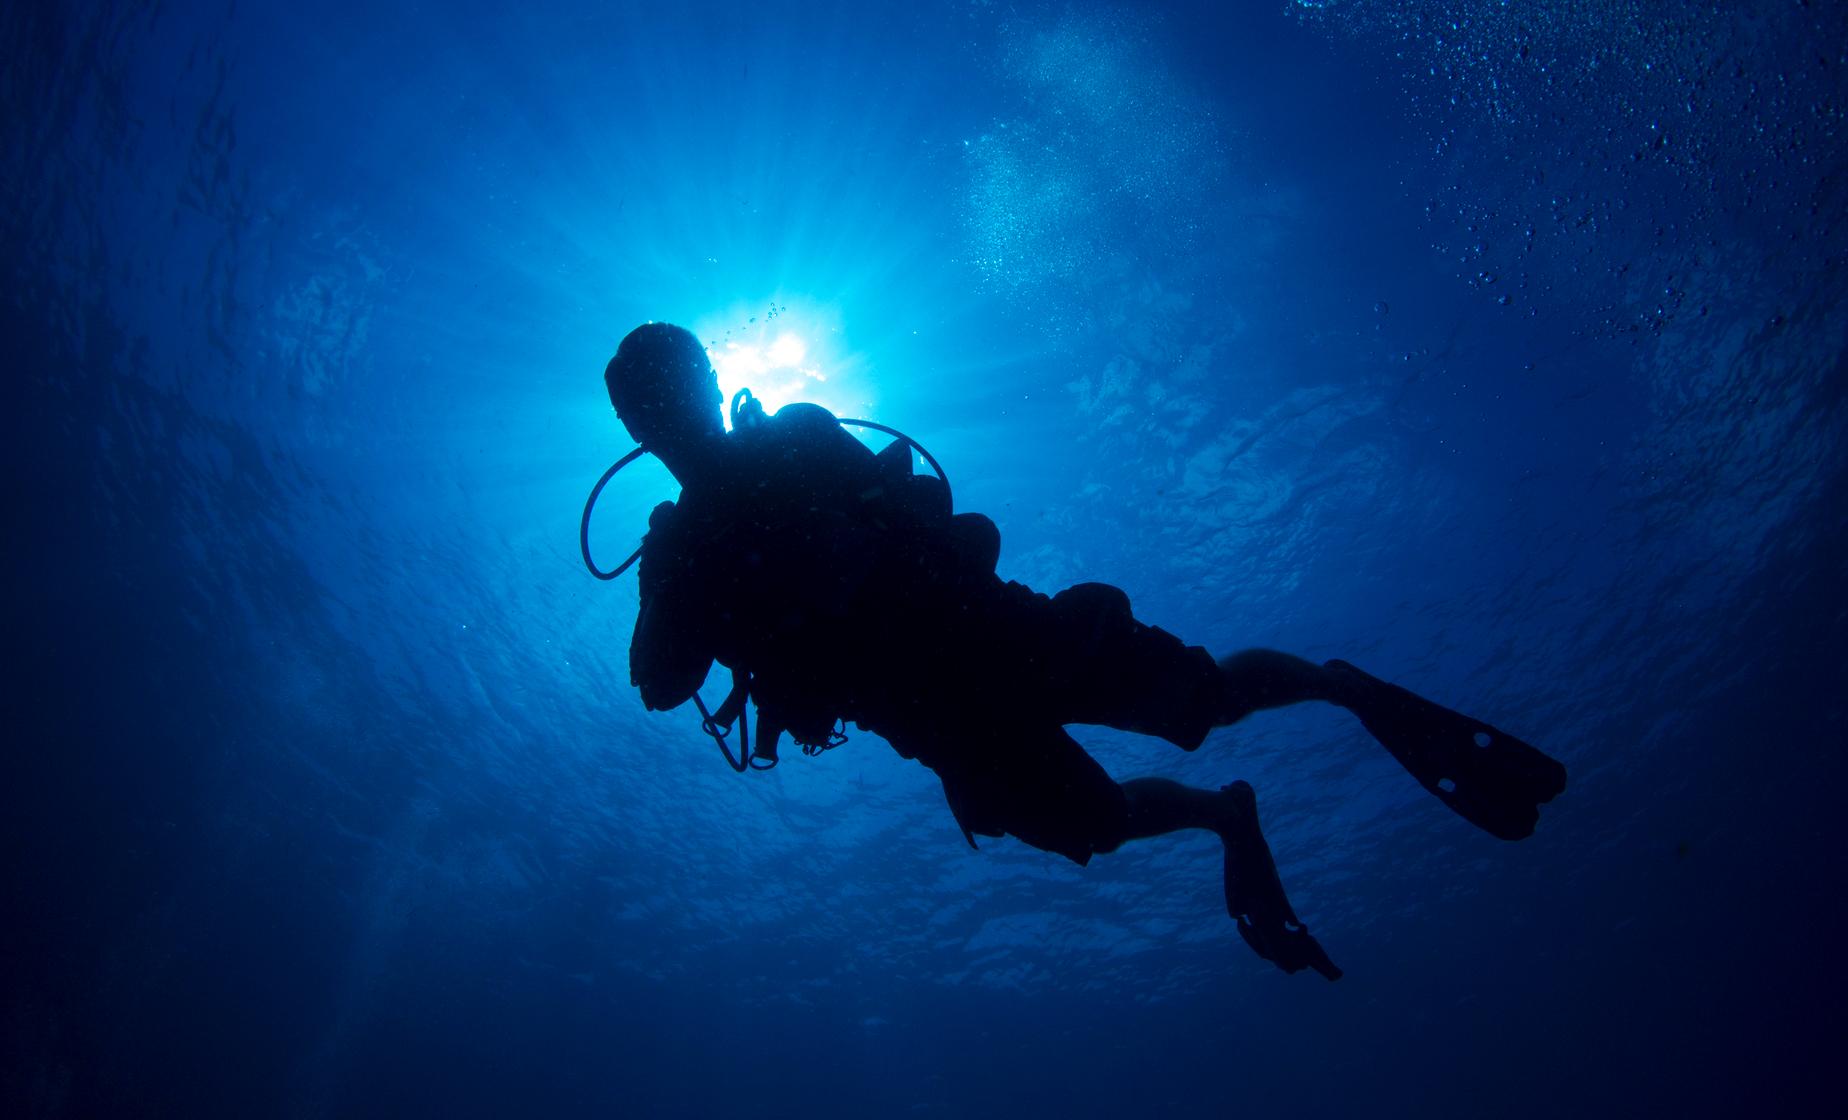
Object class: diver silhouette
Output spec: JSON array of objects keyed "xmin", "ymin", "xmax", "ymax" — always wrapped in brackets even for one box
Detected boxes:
[{"xmin": 598, "ymin": 321, "xmax": 1567, "ymax": 981}]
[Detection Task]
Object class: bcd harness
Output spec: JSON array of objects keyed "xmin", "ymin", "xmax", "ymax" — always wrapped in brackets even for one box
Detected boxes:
[{"xmin": 580, "ymin": 388, "xmax": 951, "ymax": 774}]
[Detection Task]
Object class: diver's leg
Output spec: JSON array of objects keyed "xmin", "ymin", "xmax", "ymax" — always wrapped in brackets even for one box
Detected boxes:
[
  {"xmin": 1214, "ymin": 649, "xmax": 1356, "ymax": 724},
  {"xmin": 1119, "ymin": 776, "xmax": 1231, "ymax": 839},
  {"xmin": 1118, "ymin": 778, "xmax": 1341, "ymax": 980},
  {"xmin": 1215, "ymin": 651, "xmax": 1569, "ymax": 841}
]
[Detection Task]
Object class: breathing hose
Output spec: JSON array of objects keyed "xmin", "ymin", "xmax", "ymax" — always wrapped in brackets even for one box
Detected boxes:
[
  {"xmin": 578, "ymin": 414, "xmax": 948, "ymax": 582},
  {"xmin": 578, "ymin": 447, "xmax": 647, "ymax": 580}
]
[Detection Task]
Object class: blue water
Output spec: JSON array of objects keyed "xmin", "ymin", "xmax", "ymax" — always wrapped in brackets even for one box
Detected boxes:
[{"xmin": 6, "ymin": 1, "xmax": 1844, "ymax": 1116}]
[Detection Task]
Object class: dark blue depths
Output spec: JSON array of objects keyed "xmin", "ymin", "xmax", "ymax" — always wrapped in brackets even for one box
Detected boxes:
[{"xmin": 4, "ymin": 1, "xmax": 1845, "ymax": 1117}]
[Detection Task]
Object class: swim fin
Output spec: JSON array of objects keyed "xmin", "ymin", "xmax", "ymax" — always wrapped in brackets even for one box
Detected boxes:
[
  {"xmin": 1220, "ymin": 781, "xmax": 1342, "ymax": 981},
  {"xmin": 1323, "ymin": 660, "xmax": 1567, "ymax": 841}
]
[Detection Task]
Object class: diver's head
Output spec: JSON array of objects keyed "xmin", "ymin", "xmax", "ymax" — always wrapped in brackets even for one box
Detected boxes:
[{"xmin": 605, "ymin": 322, "xmax": 725, "ymax": 482}]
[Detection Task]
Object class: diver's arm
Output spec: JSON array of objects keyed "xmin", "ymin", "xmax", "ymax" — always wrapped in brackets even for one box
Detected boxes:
[{"xmin": 629, "ymin": 501, "xmax": 716, "ymax": 711}]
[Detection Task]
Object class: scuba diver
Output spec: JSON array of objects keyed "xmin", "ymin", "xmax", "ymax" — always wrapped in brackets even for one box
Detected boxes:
[{"xmin": 592, "ymin": 321, "xmax": 1567, "ymax": 981}]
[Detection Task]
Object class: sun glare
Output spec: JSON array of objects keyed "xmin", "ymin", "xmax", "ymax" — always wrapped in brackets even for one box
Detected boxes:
[
  {"xmin": 766, "ymin": 332, "xmax": 806, "ymax": 367},
  {"xmin": 701, "ymin": 310, "xmax": 854, "ymax": 425}
]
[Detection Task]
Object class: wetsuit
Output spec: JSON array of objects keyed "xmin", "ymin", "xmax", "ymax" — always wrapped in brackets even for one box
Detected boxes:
[{"xmin": 630, "ymin": 403, "xmax": 1227, "ymax": 864}]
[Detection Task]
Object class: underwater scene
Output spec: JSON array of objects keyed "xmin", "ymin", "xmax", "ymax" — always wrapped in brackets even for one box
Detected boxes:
[{"xmin": 5, "ymin": 1, "xmax": 1845, "ymax": 1116}]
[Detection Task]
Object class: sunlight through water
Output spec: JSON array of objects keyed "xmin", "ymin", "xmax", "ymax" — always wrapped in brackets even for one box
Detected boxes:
[{"xmin": 695, "ymin": 300, "xmax": 863, "ymax": 424}]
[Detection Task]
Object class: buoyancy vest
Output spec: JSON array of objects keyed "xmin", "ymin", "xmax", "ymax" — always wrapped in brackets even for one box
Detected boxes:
[{"xmin": 626, "ymin": 401, "xmax": 998, "ymax": 764}]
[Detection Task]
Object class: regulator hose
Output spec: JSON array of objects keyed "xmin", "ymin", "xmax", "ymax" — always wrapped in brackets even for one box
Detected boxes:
[
  {"xmin": 578, "ymin": 447, "xmax": 648, "ymax": 580},
  {"xmin": 579, "ymin": 412, "xmax": 949, "ymax": 582}
]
